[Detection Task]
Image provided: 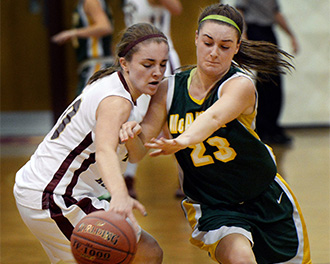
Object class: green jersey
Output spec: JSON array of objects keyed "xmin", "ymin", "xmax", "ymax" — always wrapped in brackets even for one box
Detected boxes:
[
  {"xmin": 167, "ymin": 67, "xmax": 277, "ymax": 205},
  {"xmin": 73, "ymin": 0, "xmax": 113, "ymax": 63}
]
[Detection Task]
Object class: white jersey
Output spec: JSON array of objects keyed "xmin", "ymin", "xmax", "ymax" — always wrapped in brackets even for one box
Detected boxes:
[
  {"xmin": 122, "ymin": 0, "xmax": 181, "ymax": 76},
  {"xmin": 122, "ymin": 0, "xmax": 181, "ymax": 117},
  {"xmin": 123, "ymin": 0, "xmax": 171, "ymax": 42},
  {"xmin": 14, "ymin": 72, "xmax": 135, "ymax": 210}
]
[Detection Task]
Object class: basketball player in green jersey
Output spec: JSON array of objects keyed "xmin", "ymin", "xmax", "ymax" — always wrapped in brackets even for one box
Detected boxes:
[
  {"xmin": 120, "ymin": 3, "xmax": 312, "ymax": 264},
  {"xmin": 52, "ymin": 0, "xmax": 114, "ymax": 94}
]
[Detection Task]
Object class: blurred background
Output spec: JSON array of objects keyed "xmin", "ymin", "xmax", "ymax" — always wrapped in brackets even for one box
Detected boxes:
[
  {"xmin": 1, "ymin": 0, "xmax": 329, "ymax": 134},
  {"xmin": 1, "ymin": 0, "xmax": 329, "ymax": 263}
]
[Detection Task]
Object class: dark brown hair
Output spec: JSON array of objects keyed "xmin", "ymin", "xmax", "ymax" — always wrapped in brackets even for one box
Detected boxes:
[
  {"xmin": 198, "ymin": 4, "xmax": 294, "ymax": 78},
  {"xmin": 88, "ymin": 23, "xmax": 168, "ymax": 84}
]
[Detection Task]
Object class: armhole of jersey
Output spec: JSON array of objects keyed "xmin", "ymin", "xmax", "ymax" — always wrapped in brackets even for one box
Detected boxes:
[
  {"xmin": 88, "ymin": 74, "xmax": 134, "ymax": 122},
  {"xmin": 166, "ymin": 75, "xmax": 175, "ymax": 114},
  {"xmin": 217, "ymin": 72, "xmax": 257, "ymax": 110}
]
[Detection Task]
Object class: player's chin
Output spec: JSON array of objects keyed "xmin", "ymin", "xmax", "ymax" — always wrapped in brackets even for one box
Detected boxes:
[{"xmin": 146, "ymin": 82, "xmax": 160, "ymax": 95}]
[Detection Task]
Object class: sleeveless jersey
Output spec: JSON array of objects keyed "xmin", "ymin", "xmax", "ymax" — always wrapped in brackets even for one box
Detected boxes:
[
  {"xmin": 123, "ymin": 0, "xmax": 171, "ymax": 42},
  {"xmin": 122, "ymin": 0, "xmax": 180, "ymax": 75},
  {"xmin": 14, "ymin": 72, "xmax": 135, "ymax": 210},
  {"xmin": 166, "ymin": 68, "xmax": 277, "ymax": 206},
  {"xmin": 73, "ymin": 0, "xmax": 113, "ymax": 63}
]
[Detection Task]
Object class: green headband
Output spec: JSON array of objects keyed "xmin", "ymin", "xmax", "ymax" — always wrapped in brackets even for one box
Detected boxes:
[{"xmin": 200, "ymin": 15, "xmax": 241, "ymax": 35}]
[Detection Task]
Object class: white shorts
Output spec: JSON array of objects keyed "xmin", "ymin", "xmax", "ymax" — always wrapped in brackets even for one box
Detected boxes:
[{"xmin": 16, "ymin": 194, "xmax": 141, "ymax": 264}]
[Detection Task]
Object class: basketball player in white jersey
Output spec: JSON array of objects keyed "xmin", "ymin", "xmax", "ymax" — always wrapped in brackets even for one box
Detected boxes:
[
  {"xmin": 14, "ymin": 23, "xmax": 168, "ymax": 264},
  {"xmin": 122, "ymin": 0, "xmax": 183, "ymax": 198}
]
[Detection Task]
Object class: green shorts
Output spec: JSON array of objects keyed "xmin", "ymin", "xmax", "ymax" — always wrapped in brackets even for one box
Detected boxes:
[{"xmin": 181, "ymin": 175, "xmax": 311, "ymax": 264}]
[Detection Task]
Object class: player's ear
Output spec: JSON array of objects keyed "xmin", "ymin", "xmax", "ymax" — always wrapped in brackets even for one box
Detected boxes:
[
  {"xmin": 235, "ymin": 40, "xmax": 241, "ymax": 55},
  {"xmin": 119, "ymin": 57, "xmax": 129, "ymax": 72}
]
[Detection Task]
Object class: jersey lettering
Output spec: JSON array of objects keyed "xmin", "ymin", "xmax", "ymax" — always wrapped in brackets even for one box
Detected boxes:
[
  {"xmin": 170, "ymin": 112, "xmax": 234, "ymax": 167},
  {"xmin": 95, "ymin": 178, "xmax": 106, "ymax": 188},
  {"xmin": 189, "ymin": 136, "xmax": 237, "ymax": 167},
  {"xmin": 169, "ymin": 112, "xmax": 204, "ymax": 134},
  {"xmin": 169, "ymin": 114, "xmax": 179, "ymax": 133},
  {"xmin": 51, "ymin": 99, "xmax": 82, "ymax": 140},
  {"xmin": 189, "ymin": 143, "xmax": 213, "ymax": 167},
  {"xmin": 207, "ymin": 136, "xmax": 237, "ymax": 162}
]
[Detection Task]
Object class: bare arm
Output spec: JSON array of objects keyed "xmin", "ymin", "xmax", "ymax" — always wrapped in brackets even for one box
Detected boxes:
[
  {"xmin": 148, "ymin": 0, "xmax": 182, "ymax": 15},
  {"xmin": 95, "ymin": 96, "xmax": 146, "ymax": 232},
  {"xmin": 121, "ymin": 80, "xmax": 169, "ymax": 161},
  {"xmin": 146, "ymin": 77, "xmax": 256, "ymax": 156},
  {"xmin": 275, "ymin": 12, "xmax": 299, "ymax": 54},
  {"xmin": 52, "ymin": 0, "xmax": 113, "ymax": 44}
]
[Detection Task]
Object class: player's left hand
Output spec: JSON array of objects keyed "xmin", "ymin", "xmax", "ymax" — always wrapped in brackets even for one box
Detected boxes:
[
  {"xmin": 145, "ymin": 137, "xmax": 184, "ymax": 156},
  {"xmin": 51, "ymin": 29, "xmax": 77, "ymax": 45}
]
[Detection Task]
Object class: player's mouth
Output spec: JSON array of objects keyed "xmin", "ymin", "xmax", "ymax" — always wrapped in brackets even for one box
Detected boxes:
[
  {"xmin": 206, "ymin": 60, "xmax": 219, "ymax": 65},
  {"xmin": 149, "ymin": 81, "xmax": 160, "ymax": 86}
]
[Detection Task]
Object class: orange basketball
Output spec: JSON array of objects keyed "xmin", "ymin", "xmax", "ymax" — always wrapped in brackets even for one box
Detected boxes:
[{"xmin": 70, "ymin": 210, "xmax": 137, "ymax": 264}]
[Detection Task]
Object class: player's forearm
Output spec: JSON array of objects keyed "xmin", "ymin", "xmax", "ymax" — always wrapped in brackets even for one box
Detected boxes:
[
  {"xmin": 175, "ymin": 112, "xmax": 221, "ymax": 148},
  {"xmin": 125, "ymin": 135, "xmax": 148, "ymax": 163},
  {"xmin": 96, "ymin": 149, "xmax": 128, "ymax": 196},
  {"xmin": 159, "ymin": 0, "xmax": 182, "ymax": 15},
  {"xmin": 275, "ymin": 12, "xmax": 294, "ymax": 38},
  {"xmin": 76, "ymin": 24, "xmax": 113, "ymax": 38}
]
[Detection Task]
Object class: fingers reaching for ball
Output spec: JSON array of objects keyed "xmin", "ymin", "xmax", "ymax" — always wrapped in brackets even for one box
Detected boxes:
[
  {"xmin": 133, "ymin": 199, "xmax": 147, "ymax": 217},
  {"xmin": 108, "ymin": 192, "xmax": 147, "ymax": 239},
  {"xmin": 126, "ymin": 199, "xmax": 147, "ymax": 237}
]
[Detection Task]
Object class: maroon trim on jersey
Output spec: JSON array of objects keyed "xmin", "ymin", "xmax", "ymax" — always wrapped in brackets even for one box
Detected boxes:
[
  {"xmin": 168, "ymin": 55, "xmax": 175, "ymax": 74},
  {"xmin": 42, "ymin": 132, "xmax": 93, "ymax": 209},
  {"xmin": 64, "ymin": 153, "xmax": 96, "ymax": 198},
  {"xmin": 49, "ymin": 194, "xmax": 74, "ymax": 240},
  {"xmin": 48, "ymin": 194, "xmax": 102, "ymax": 241},
  {"xmin": 117, "ymin": 71, "xmax": 136, "ymax": 105},
  {"xmin": 63, "ymin": 196, "xmax": 102, "ymax": 215}
]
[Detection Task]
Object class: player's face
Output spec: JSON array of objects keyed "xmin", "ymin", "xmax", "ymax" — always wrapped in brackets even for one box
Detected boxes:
[
  {"xmin": 124, "ymin": 41, "xmax": 168, "ymax": 99},
  {"xmin": 195, "ymin": 21, "xmax": 240, "ymax": 77}
]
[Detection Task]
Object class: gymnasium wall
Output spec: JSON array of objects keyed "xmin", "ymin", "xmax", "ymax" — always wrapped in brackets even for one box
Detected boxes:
[
  {"xmin": 276, "ymin": 0, "xmax": 330, "ymax": 126},
  {"xmin": 1, "ymin": 0, "xmax": 329, "ymax": 126},
  {"xmin": 223, "ymin": 0, "xmax": 330, "ymax": 126},
  {"xmin": 1, "ymin": 0, "xmax": 50, "ymax": 110}
]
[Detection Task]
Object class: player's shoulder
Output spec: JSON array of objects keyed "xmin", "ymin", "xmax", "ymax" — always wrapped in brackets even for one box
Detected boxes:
[
  {"xmin": 221, "ymin": 69, "xmax": 255, "ymax": 97},
  {"xmin": 226, "ymin": 67, "xmax": 254, "ymax": 87}
]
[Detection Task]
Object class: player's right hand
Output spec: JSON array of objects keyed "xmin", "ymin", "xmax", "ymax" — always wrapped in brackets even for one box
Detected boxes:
[
  {"xmin": 109, "ymin": 192, "xmax": 147, "ymax": 235},
  {"xmin": 119, "ymin": 121, "xmax": 141, "ymax": 143}
]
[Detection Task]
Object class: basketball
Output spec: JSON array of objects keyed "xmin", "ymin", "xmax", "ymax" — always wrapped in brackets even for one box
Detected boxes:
[{"xmin": 70, "ymin": 210, "xmax": 137, "ymax": 264}]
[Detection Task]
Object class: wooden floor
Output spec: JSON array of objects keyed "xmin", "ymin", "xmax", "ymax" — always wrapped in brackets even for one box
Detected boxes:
[{"xmin": 1, "ymin": 128, "xmax": 329, "ymax": 264}]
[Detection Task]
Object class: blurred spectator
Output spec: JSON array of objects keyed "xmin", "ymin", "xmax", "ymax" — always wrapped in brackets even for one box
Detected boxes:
[
  {"xmin": 235, "ymin": 0, "xmax": 299, "ymax": 145},
  {"xmin": 122, "ymin": 0, "xmax": 182, "ymax": 77},
  {"xmin": 52, "ymin": 0, "xmax": 114, "ymax": 95}
]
